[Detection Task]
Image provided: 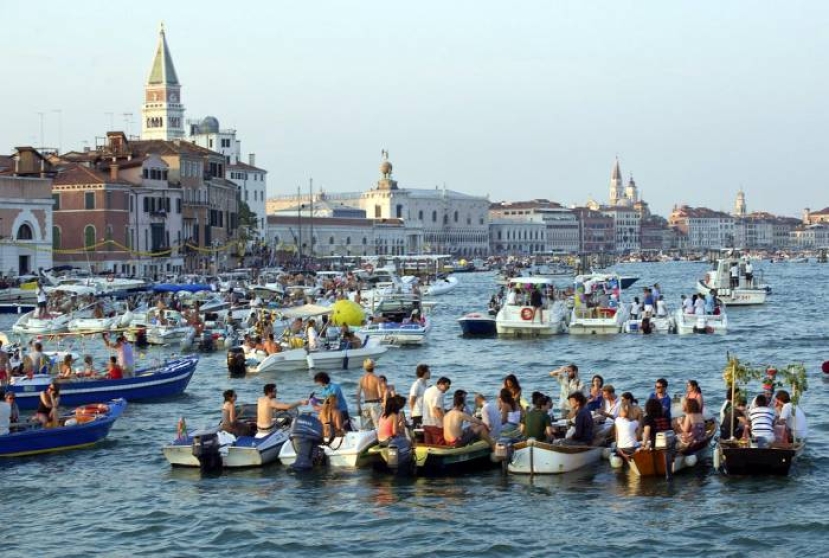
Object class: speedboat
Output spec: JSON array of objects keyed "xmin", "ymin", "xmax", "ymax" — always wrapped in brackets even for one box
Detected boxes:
[
  {"xmin": 674, "ymin": 309, "xmax": 728, "ymax": 335},
  {"xmin": 360, "ymin": 318, "xmax": 431, "ymax": 346},
  {"xmin": 424, "ymin": 276, "xmax": 459, "ymax": 296},
  {"xmin": 457, "ymin": 312, "xmax": 497, "ymax": 336},
  {"xmin": 163, "ymin": 408, "xmax": 292, "ymax": 469},
  {"xmin": 278, "ymin": 416, "xmax": 378, "ymax": 468},
  {"xmin": 495, "ymin": 277, "xmax": 567, "ymax": 336},
  {"xmin": 0, "ymin": 399, "xmax": 126, "ymax": 458},
  {"xmin": 127, "ymin": 308, "xmax": 195, "ymax": 345},
  {"xmin": 251, "ymin": 337, "xmax": 388, "ymax": 374},
  {"xmin": 623, "ymin": 314, "xmax": 677, "ymax": 334},
  {"xmin": 12, "ymin": 310, "xmax": 73, "ymax": 335},
  {"xmin": 697, "ymin": 253, "xmax": 768, "ymax": 306},
  {"xmin": 568, "ymin": 274, "xmax": 629, "ymax": 335},
  {"xmin": 8, "ymin": 356, "xmax": 198, "ymax": 409}
]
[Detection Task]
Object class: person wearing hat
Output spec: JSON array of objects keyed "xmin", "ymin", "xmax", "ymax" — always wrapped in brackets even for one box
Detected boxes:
[{"xmin": 356, "ymin": 358, "xmax": 382, "ymax": 429}]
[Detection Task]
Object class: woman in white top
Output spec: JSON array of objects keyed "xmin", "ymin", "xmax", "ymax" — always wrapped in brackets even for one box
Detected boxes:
[
  {"xmin": 499, "ymin": 388, "xmax": 523, "ymax": 435},
  {"xmin": 614, "ymin": 402, "xmax": 639, "ymax": 453},
  {"xmin": 655, "ymin": 296, "xmax": 667, "ymax": 317}
]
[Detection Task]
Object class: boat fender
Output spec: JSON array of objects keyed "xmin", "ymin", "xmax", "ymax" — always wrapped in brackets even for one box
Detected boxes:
[
  {"xmin": 609, "ymin": 455, "xmax": 624, "ymax": 469},
  {"xmin": 821, "ymin": 360, "xmax": 829, "ymax": 375},
  {"xmin": 684, "ymin": 454, "xmax": 698, "ymax": 468},
  {"xmin": 712, "ymin": 447, "xmax": 721, "ymax": 470},
  {"xmin": 520, "ymin": 308, "xmax": 534, "ymax": 321},
  {"xmin": 601, "ymin": 448, "xmax": 613, "ymax": 460}
]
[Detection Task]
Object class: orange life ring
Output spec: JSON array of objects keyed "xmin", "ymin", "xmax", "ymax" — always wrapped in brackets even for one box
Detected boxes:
[
  {"xmin": 75, "ymin": 403, "xmax": 109, "ymax": 419},
  {"xmin": 520, "ymin": 308, "xmax": 534, "ymax": 321}
]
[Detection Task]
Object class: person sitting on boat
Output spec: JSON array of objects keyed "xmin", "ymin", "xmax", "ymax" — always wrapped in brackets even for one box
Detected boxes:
[
  {"xmin": 221, "ymin": 389, "xmax": 253, "ymax": 437},
  {"xmin": 339, "ymin": 325, "xmax": 360, "ymax": 350},
  {"xmin": 257, "ymin": 383, "xmax": 306, "ymax": 434},
  {"xmin": 649, "ymin": 378, "xmax": 672, "ymax": 423},
  {"xmin": 747, "ymin": 394, "xmax": 776, "ymax": 446},
  {"xmin": 0, "ymin": 390, "xmax": 11, "ymax": 435},
  {"xmin": 76, "ymin": 354, "xmax": 96, "ymax": 378},
  {"xmin": 720, "ymin": 393, "xmax": 747, "ymax": 440},
  {"xmin": 306, "ymin": 319, "xmax": 319, "ymax": 351},
  {"xmin": 498, "ymin": 388, "xmax": 523, "ymax": 437},
  {"xmin": 676, "ymin": 398, "xmax": 706, "ymax": 448},
  {"xmin": 620, "ymin": 392, "xmax": 643, "ymax": 436},
  {"xmin": 640, "ymin": 398, "xmax": 671, "ymax": 451},
  {"xmin": 5, "ymin": 391, "xmax": 19, "ymax": 425},
  {"xmin": 377, "ymin": 396, "xmax": 406, "ymax": 446},
  {"xmin": 503, "ymin": 374, "xmax": 526, "ymax": 409},
  {"xmin": 614, "ymin": 401, "xmax": 640, "ymax": 455},
  {"xmin": 102, "ymin": 334, "xmax": 134, "ymax": 378},
  {"xmin": 685, "ymin": 380, "xmax": 704, "ymax": 414},
  {"xmin": 444, "ymin": 390, "xmax": 493, "ymax": 449},
  {"xmin": 562, "ymin": 392, "xmax": 593, "ymax": 446},
  {"xmin": 105, "ymin": 356, "xmax": 124, "ymax": 380},
  {"xmin": 356, "ymin": 359, "xmax": 383, "ymax": 429},
  {"xmin": 550, "ymin": 364, "xmax": 584, "ymax": 417},
  {"xmin": 423, "ymin": 377, "xmax": 452, "ymax": 444},
  {"xmin": 521, "ymin": 391, "xmax": 555, "ymax": 442},
  {"xmin": 586, "ymin": 375, "xmax": 605, "ymax": 412},
  {"xmin": 35, "ymin": 382, "xmax": 60, "ymax": 426},
  {"xmin": 262, "ymin": 333, "xmax": 281, "ymax": 355},
  {"xmin": 313, "ymin": 371, "xmax": 352, "ymax": 433},
  {"xmin": 774, "ymin": 390, "xmax": 808, "ymax": 442},
  {"xmin": 93, "ymin": 302, "xmax": 105, "ymax": 320},
  {"xmin": 475, "ymin": 393, "xmax": 502, "ymax": 440},
  {"xmin": 598, "ymin": 385, "xmax": 620, "ymax": 423},
  {"xmin": 58, "ymin": 354, "xmax": 74, "ymax": 379}
]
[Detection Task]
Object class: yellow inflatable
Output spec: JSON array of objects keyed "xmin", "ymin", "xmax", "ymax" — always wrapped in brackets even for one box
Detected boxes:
[{"xmin": 330, "ymin": 300, "xmax": 365, "ymax": 327}]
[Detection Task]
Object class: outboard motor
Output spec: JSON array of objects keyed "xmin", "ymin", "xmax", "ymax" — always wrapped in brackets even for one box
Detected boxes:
[
  {"xmin": 288, "ymin": 414, "xmax": 325, "ymax": 471},
  {"xmin": 134, "ymin": 327, "xmax": 149, "ymax": 348},
  {"xmin": 493, "ymin": 437, "xmax": 515, "ymax": 473},
  {"xmin": 226, "ymin": 346, "xmax": 246, "ymax": 377},
  {"xmin": 192, "ymin": 428, "xmax": 223, "ymax": 475},
  {"xmin": 386, "ymin": 436, "xmax": 413, "ymax": 474},
  {"xmin": 199, "ymin": 332, "xmax": 215, "ymax": 353}
]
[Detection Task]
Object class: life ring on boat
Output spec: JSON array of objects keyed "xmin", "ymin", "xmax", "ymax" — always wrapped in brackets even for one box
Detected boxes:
[
  {"xmin": 520, "ymin": 308, "xmax": 534, "ymax": 321},
  {"xmin": 75, "ymin": 403, "xmax": 109, "ymax": 419},
  {"xmin": 822, "ymin": 361, "xmax": 829, "ymax": 374}
]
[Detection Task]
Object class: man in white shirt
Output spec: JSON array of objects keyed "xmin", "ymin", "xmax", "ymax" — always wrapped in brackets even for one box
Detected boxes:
[
  {"xmin": 306, "ymin": 319, "xmax": 319, "ymax": 351},
  {"xmin": 598, "ymin": 385, "xmax": 620, "ymax": 423},
  {"xmin": 422, "ymin": 376, "xmax": 451, "ymax": 444},
  {"xmin": 774, "ymin": 390, "xmax": 808, "ymax": 441},
  {"xmin": 475, "ymin": 393, "xmax": 502, "ymax": 439},
  {"xmin": 408, "ymin": 364, "xmax": 430, "ymax": 427}
]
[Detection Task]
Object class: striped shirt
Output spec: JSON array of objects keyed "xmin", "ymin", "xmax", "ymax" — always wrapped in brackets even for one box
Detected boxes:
[{"xmin": 749, "ymin": 406, "xmax": 775, "ymax": 439}]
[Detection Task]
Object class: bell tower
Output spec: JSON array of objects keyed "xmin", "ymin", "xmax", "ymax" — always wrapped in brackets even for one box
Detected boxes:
[
  {"xmin": 141, "ymin": 23, "xmax": 185, "ymax": 140},
  {"xmin": 609, "ymin": 156, "xmax": 623, "ymax": 206}
]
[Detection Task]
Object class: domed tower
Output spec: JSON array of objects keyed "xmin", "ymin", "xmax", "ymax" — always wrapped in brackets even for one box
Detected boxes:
[
  {"xmin": 141, "ymin": 23, "xmax": 185, "ymax": 140},
  {"xmin": 734, "ymin": 189, "xmax": 746, "ymax": 217},
  {"xmin": 624, "ymin": 173, "xmax": 638, "ymax": 205},
  {"xmin": 200, "ymin": 116, "xmax": 219, "ymax": 134},
  {"xmin": 609, "ymin": 156, "xmax": 623, "ymax": 206},
  {"xmin": 377, "ymin": 149, "xmax": 398, "ymax": 190}
]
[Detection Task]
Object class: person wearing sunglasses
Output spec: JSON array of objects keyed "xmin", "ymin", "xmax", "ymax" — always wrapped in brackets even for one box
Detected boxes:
[{"xmin": 649, "ymin": 378, "xmax": 672, "ymax": 423}]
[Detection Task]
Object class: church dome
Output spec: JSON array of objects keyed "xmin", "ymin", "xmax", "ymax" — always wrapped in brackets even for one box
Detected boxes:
[
  {"xmin": 200, "ymin": 116, "xmax": 220, "ymax": 134},
  {"xmin": 380, "ymin": 160, "xmax": 393, "ymax": 175}
]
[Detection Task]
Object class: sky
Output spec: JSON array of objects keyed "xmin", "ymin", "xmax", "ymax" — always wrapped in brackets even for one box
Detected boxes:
[{"xmin": 2, "ymin": 1, "xmax": 827, "ymax": 217}]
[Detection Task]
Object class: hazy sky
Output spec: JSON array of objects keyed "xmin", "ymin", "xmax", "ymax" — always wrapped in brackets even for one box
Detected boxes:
[{"xmin": 2, "ymin": 1, "xmax": 827, "ymax": 217}]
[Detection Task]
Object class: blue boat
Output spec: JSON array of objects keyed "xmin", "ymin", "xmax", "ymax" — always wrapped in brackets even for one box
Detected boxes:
[
  {"xmin": 0, "ymin": 398, "xmax": 126, "ymax": 457},
  {"xmin": 457, "ymin": 312, "xmax": 497, "ymax": 336},
  {"xmin": 8, "ymin": 356, "xmax": 198, "ymax": 410},
  {"xmin": 153, "ymin": 283, "xmax": 211, "ymax": 293}
]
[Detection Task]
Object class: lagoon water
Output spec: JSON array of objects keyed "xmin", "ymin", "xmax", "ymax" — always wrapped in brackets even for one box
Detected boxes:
[{"xmin": 2, "ymin": 261, "xmax": 828, "ymax": 557}]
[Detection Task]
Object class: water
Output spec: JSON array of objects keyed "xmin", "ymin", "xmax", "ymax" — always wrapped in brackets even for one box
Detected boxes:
[{"xmin": 2, "ymin": 261, "xmax": 828, "ymax": 557}]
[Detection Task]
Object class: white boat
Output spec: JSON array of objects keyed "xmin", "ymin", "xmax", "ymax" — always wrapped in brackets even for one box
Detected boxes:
[
  {"xmin": 495, "ymin": 277, "xmax": 567, "ymax": 336},
  {"xmin": 568, "ymin": 274, "xmax": 629, "ymax": 335},
  {"xmin": 128, "ymin": 308, "xmax": 194, "ymax": 345},
  {"xmin": 623, "ymin": 314, "xmax": 676, "ymax": 334},
  {"xmin": 697, "ymin": 254, "xmax": 768, "ymax": 306},
  {"xmin": 12, "ymin": 310, "xmax": 73, "ymax": 335},
  {"xmin": 424, "ymin": 276, "xmax": 459, "ymax": 296},
  {"xmin": 507, "ymin": 439, "xmax": 604, "ymax": 474},
  {"xmin": 278, "ymin": 426, "xmax": 378, "ymax": 468},
  {"xmin": 359, "ymin": 317, "xmax": 431, "ymax": 346},
  {"xmin": 674, "ymin": 308, "xmax": 728, "ymax": 335},
  {"xmin": 252, "ymin": 337, "xmax": 388, "ymax": 374}
]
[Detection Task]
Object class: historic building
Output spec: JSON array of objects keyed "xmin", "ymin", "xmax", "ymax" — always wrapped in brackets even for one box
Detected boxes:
[
  {"xmin": 584, "ymin": 158, "xmax": 650, "ymax": 252},
  {"xmin": 802, "ymin": 206, "xmax": 829, "ymax": 225},
  {"xmin": 141, "ymin": 24, "xmax": 185, "ymax": 141},
  {"xmin": 570, "ymin": 207, "xmax": 615, "ymax": 253},
  {"xmin": 265, "ymin": 215, "xmax": 407, "ymax": 258},
  {"xmin": 0, "ymin": 150, "xmax": 54, "ymax": 275},
  {"xmin": 488, "ymin": 199, "xmax": 579, "ymax": 254},
  {"xmin": 668, "ymin": 205, "xmax": 735, "ymax": 249}
]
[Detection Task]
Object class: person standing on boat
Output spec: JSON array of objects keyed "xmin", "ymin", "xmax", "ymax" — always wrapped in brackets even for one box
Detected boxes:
[
  {"xmin": 704, "ymin": 290, "xmax": 716, "ymax": 315},
  {"xmin": 549, "ymin": 364, "xmax": 584, "ymax": 417},
  {"xmin": 36, "ymin": 282, "xmax": 48, "ymax": 318},
  {"xmin": 256, "ymin": 383, "xmax": 306, "ymax": 433},
  {"xmin": 730, "ymin": 261, "xmax": 739, "ymax": 289},
  {"xmin": 408, "ymin": 364, "xmax": 430, "ymax": 428},
  {"xmin": 744, "ymin": 259, "xmax": 754, "ymax": 285},
  {"xmin": 356, "ymin": 359, "xmax": 383, "ymax": 429},
  {"xmin": 629, "ymin": 297, "xmax": 641, "ymax": 322},
  {"xmin": 102, "ymin": 334, "xmax": 134, "ymax": 378},
  {"xmin": 28, "ymin": 342, "xmax": 47, "ymax": 376},
  {"xmin": 648, "ymin": 378, "xmax": 672, "ymax": 423},
  {"xmin": 423, "ymin": 377, "xmax": 452, "ymax": 444},
  {"xmin": 313, "ymin": 372, "xmax": 351, "ymax": 432},
  {"xmin": 530, "ymin": 285, "xmax": 543, "ymax": 323},
  {"xmin": 306, "ymin": 319, "xmax": 319, "ymax": 351},
  {"xmin": 0, "ymin": 390, "xmax": 11, "ymax": 435}
]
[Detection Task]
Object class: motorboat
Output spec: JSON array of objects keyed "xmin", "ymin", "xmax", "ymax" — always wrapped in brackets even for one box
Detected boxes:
[
  {"xmin": 278, "ymin": 417, "xmax": 378, "ymax": 468},
  {"xmin": 674, "ymin": 309, "xmax": 728, "ymax": 335},
  {"xmin": 8, "ymin": 356, "xmax": 198, "ymax": 409},
  {"xmin": 360, "ymin": 317, "xmax": 431, "ymax": 346},
  {"xmin": 457, "ymin": 312, "xmax": 497, "ymax": 336},
  {"xmin": 0, "ymin": 399, "xmax": 126, "ymax": 458},
  {"xmin": 495, "ymin": 277, "xmax": 567, "ymax": 336},
  {"xmin": 697, "ymin": 254, "xmax": 768, "ymax": 306},
  {"xmin": 568, "ymin": 274, "xmax": 629, "ymax": 335},
  {"xmin": 162, "ymin": 407, "xmax": 292, "ymax": 469},
  {"xmin": 424, "ymin": 275, "xmax": 459, "ymax": 296},
  {"xmin": 623, "ymin": 314, "xmax": 677, "ymax": 334},
  {"xmin": 507, "ymin": 439, "xmax": 603, "ymax": 474},
  {"xmin": 12, "ymin": 310, "xmax": 73, "ymax": 335},
  {"xmin": 251, "ymin": 337, "xmax": 388, "ymax": 374},
  {"xmin": 127, "ymin": 308, "xmax": 195, "ymax": 345},
  {"xmin": 67, "ymin": 303, "xmax": 131, "ymax": 334}
]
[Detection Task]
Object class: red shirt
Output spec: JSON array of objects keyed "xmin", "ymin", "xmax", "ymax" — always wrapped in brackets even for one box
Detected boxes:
[{"xmin": 108, "ymin": 365, "xmax": 124, "ymax": 380}]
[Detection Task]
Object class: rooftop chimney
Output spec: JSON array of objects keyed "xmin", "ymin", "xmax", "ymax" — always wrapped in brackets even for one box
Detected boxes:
[
  {"xmin": 110, "ymin": 163, "xmax": 119, "ymax": 181},
  {"xmin": 248, "ymin": 153, "xmax": 256, "ymax": 167}
]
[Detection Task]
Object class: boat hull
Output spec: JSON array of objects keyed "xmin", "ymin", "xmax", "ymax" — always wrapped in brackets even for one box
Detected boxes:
[
  {"xmin": 163, "ymin": 429, "xmax": 289, "ymax": 468},
  {"xmin": 413, "ymin": 440, "xmax": 494, "ymax": 474},
  {"xmin": 0, "ymin": 399, "xmax": 126, "ymax": 457},
  {"xmin": 508, "ymin": 440, "xmax": 602, "ymax": 474},
  {"xmin": 457, "ymin": 314, "xmax": 497, "ymax": 336},
  {"xmin": 278, "ymin": 430, "xmax": 378, "ymax": 468},
  {"xmin": 716, "ymin": 442, "xmax": 801, "ymax": 476},
  {"xmin": 696, "ymin": 280, "xmax": 767, "ymax": 306},
  {"xmin": 9, "ymin": 356, "xmax": 198, "ymax": 409},
  {"xmin": 254, "ymin": 345, "xmax": 388, "ymax": 374}
]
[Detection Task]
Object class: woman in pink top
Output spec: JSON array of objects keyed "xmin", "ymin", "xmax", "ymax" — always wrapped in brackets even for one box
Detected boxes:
[
  {"xmin": 686, "ymin": 380, "xmax": 704, "ymax": 414},
  {"xmin": 377, "ymin": 396, "xmax": 404, "ymax": 444}
]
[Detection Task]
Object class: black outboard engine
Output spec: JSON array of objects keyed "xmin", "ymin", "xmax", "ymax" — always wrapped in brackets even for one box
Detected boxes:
[
  {"xmin": 135, "ymin": 327, "xmax": 149, "ymax": 348},
  {"xmin": 192, "ymin": 428, "xmax": 223, "ymax": 474},
  {"xmin": 385, "ymin": 436, "xmax": 413, "ymax": 474},
  {"xmin": 288, "ymin": 414, "xmax": 324, "ymax": 471},
  {"xmin": 199, "ymin": 332, "xmax": 215, "ymax": 353},
  {"xmin": 227, "ymin": 347, "xmax": 246, "ymax": 377}
]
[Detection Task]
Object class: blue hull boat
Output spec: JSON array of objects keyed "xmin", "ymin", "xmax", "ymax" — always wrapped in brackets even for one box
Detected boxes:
[
  {"xmin": 8, "ymin": 356, "xmax": 198, "ymax": 410},
  {"xmin": 0, "ymin": 398, "xmax": 126, "ymax": 457},
  {"xmin": 457, "ymin": 313, "xmax": 497, "ymax": 336}
]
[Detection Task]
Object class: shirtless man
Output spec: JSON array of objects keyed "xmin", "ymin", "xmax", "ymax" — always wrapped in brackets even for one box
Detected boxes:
[
  {"xmin": 263, "ymin": 333, "xmax": 281, "ymax": 355},
  {"xmin": 256, "ymin": 383, "xmax": 306, "ymax": 433},
  {"xmin": 444, "ymin": 390, "xmax": 493, "ymax": 448},
  {"xmin": 356, "ymin": 358, "xmax": 383, "ymax": 429}
]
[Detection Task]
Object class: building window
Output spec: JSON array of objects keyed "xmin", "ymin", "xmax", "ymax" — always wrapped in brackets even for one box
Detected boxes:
[
  {"xmin": 52, "ymin": 193, "xmax": 60, "ymax": 210},
  {"xmin": 362, "ymin": 237, "xmax": 367, "ymax": 245},
  {"xmin": 84, "ymin": 225, "xmax": 96, "ymax": 251},
  {"xmin": 396, "ymin": 204, "xmax": 403, "ymax": 219},
  {"xmin": 53, "ymin": 226, "xmax": 61, "ymax": 249},
  {"xmin": 16, "ymin": 224, "xmax": 33, "ymax": 240},
  {"xmin": 85, "ymin": 191, "xmax": 95, "ymax": 210},
  {"xmin": 329, "ymin": 236, "xmax": 335, "ymax": 245},
  {"xmin": 418, "ymin": 210, "xmax": 423, "ymax": 220},
  {"xmin": 432, "ymin": 210, "xmax": 437, "ymax": 223},
  {"xmin": 176, "ymin": 199, "xmax": 182, "ymax": 214},
  {"xmin": 454, "ymin": 210, "xmax": 459, "ymax": 223},
  {"xmin": 375, "ymin": 205, "xmax": 382, "ymax": 218},
  {"xmin": 105, "ymin": 225, "xmax": 113, "ymax": 251},
  {"xmin": 346, "ymin": 237, "xmax": 351, "ymax": 245}
]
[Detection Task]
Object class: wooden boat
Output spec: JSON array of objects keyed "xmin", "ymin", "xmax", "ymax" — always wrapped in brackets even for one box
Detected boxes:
[
  {"xmin": 714, "ymin": 439, "xmax": 804, "ymax": 476},
  {"xmin": 619, "ymin": 421, "xmax": 716, "ymax": 478},
  {"xmin": 8, "ymin": 356, "xmax": 198, "ymax": 409},
  {"xmin": 507, "ymin": 439, "xmax": 603, "ymax": 474},
  {"xmin": 413, "ymin": 440, "xmax": 494, "ymax": 474},
  {"xmin": 0, "ymin": 399, "xmax": 126, "ymax": 458}
]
